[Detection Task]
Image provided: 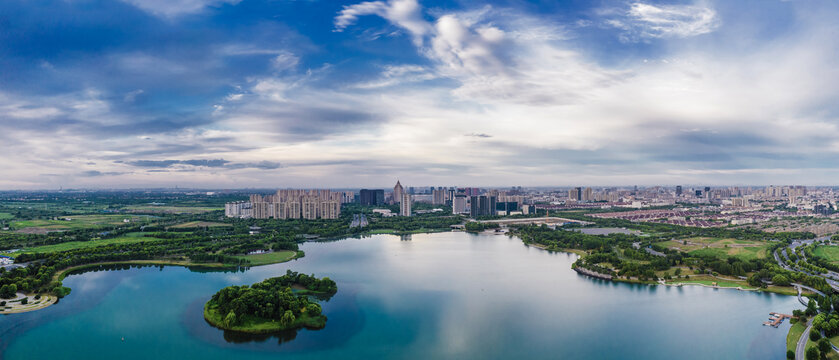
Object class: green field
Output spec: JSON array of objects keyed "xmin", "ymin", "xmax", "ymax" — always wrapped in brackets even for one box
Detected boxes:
[
  {"xmin": 0, "ymin": 213, "xmax": 14, "ymax": 220},
  {"xmin": 234, "ymin": 251, "xmax": 298, "ymax": 266},
  {"xmin": 814, "ymin": 245, "xmax": 839, "ymax": 265},
  {"xmin": 21, "ymin": 236, "xmax": 164, "ymax": 254}
]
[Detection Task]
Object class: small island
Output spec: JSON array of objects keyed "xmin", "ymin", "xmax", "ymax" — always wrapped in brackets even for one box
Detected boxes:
[{"xmin": 204, "ymin": 270, "xmax": 337, "ymax": 334}]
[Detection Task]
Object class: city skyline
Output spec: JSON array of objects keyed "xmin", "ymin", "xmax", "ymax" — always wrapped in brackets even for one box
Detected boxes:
[{"xmin": 3, "ymin": 0, "xmax": 839, "ymax": 189}]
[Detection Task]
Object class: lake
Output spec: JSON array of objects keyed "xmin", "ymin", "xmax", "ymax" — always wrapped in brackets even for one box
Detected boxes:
[{"xmin": 0, "ymin": 232, "xmax": 799, "ymax": 359}]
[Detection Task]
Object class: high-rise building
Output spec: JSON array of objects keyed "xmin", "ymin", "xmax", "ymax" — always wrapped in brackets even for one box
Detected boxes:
[
  {"xmin": 453, "ymin": 194, "xmax": 468, "ymax": 214},
  {"xmin": 359, "ymin": 189, "xmax": 385, "ymax": 206},
  {"xmin": 470, "ymin": 195, "xmax": 497, "ymax": 217},
  {"xmin": 583, "ymin": 187, "xmax": 593, "ymax": 202},
  {"xmin": 230, "ymin": 189, "xmax": 342, "ymax": 219},
  {"xmin": 432, "ymin": 187, "xmax": 446, "ymax": 205},
  {"xmin": 569, "ymin": 187, "xmax": 582, "ymax": 201},
  {"xmin": 400, "ymin": 192, "xmax": 412, "ymax": 216},
  {"xmin": 393, "ymin": 180, "xmax": 404, "ymax": 205},
  {"xmin": 676, "ymin": 186, "xmax": 682, "ymax": 196}
]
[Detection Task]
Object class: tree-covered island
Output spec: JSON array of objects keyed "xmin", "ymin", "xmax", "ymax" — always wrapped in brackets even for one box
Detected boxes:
[{"xmin": 204, "ymin": 270, "xmax": 338, "ymax": 334}]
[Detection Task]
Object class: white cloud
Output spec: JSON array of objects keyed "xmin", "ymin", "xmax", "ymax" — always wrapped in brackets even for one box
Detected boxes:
[
  {"xmin": 609, "ymin": 2, "xmax": 720, "ymax": 40},
  {"xmin": 120, "ymin": 0, "xmax": 241, "ymax": 18}
]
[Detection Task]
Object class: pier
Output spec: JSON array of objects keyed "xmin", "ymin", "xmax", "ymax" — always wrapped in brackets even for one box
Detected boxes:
[{"xmin": 763, "ymin": 312, "xmax": 793, "ymax": 327}]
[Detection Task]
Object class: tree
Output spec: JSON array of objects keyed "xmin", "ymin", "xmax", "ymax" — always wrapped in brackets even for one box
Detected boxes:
[
  {"xmin": 787, "ymin": 349, "xmax": 795, "ymax": 359},
  {"xmin": 306, "ymin": 303, "xmax": 321, "ymax": 316},
  {"xmin": 280, "ymin": 310, "xmax": 296, "ymax": 328},
  {"xmin": 807, "ymin": 299, "xmax": 819, "ymax": 316},
  {"xmin": 805, "ymin": 346, "xmax": 819, "ymax": 360},
  {"xmin": 20, "ymin": 297, "xmax": 27, "ymax": 305},
  {"xmin": 772, "ymin": 274, "xmax": 791, "ymax": 286},
  {"xmin": 810, "ymin": 328, "xmax": 822, "ymax": 341},
  {"xmin": 223, "ymin": 311, "xmax": 237, "ymax": 328},
  {"xmin": 818, "ymin": 338, "xmax": 831, "ymax": 353},
  {"xmin": 674, "ymin": 268, "xmax": 681, "ymax": 276}
]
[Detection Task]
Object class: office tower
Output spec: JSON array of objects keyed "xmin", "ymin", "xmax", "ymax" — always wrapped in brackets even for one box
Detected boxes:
[
  {"xmin": 360, "ymin": 189, "xmax": 385, "ymax": 206},
  {"xmin": 470, "ymin": 195, "xmax": 497, "ymax": 217},
  {"xmin": 676, "ymin": 186, "xmax": 682, "ymax": 196},
  {"xmin": 400, "ymin": 192, "xmax": 412, "ymax": 216}
]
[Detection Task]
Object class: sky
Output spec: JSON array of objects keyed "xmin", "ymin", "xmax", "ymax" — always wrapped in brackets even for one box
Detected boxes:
[{"xmin": 1, "ymin": 0, "xmax": 839, "ymax": 189}]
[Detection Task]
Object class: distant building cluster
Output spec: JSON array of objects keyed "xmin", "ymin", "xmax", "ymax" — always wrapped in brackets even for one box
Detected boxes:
[{"xmin": 225, "ymin": 189, "xmax": 344, "ymax": 219}]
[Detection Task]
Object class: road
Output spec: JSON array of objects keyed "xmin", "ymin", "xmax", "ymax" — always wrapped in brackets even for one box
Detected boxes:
[{"xmin": 797, "ymin": 319, "xmax": 812, "ymax": 360}]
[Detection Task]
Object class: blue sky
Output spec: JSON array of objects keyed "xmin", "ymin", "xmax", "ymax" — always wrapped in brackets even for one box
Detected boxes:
[{"xmin": 1, "ymin": 0, "xmax": 838, "ymax": 189}]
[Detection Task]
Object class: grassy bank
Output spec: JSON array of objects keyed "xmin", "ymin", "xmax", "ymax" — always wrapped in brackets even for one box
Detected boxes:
[
  {"xmin": 204, "ymin": 303, "xmax": 326, "ymax": 334},
  {"xmin": 788, "ymin": 320, "xmax": 806, "ymax": 353},
  {"xmin": 233, "ymin": 250, "xmax": 299, "ymax": 266}
]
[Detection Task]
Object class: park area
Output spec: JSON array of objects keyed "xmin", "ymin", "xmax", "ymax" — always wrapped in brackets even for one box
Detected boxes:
[{"xmin": 658, "ymin": 237, "xmax": 770, "ymax": 260}]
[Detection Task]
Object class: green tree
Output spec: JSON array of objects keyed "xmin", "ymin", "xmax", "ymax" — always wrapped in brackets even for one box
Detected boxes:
[
  {"xmin": 223, "ymin": 311, "xmax": 237, "ymax": 328},
  {"xmin": 810, "ymin": 328, "xmax": 822, "ymax": 341},
  {"xmin": 805, "ymin": 346, "xmax": 819, "ymax": 360},
  {"xmin": 818, "ymin": 338, "xmax": 831, "ymax": 353},
  {"xmin": 772, "ymin": 274, "xmax": 791, "ymax": 286},
  {"xmin": 280, "ymin": 310, "xmax": 296, "ymax": 328},
  {"xmin": 786, "ymin": 349, "xmax": 794, "ymax": 359},
  {"xmin": 306, "ymin": 303, "xmax": 321, "ymax": 316}
]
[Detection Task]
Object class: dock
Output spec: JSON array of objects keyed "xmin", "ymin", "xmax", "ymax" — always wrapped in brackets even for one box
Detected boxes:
[{"xmin": 763, "ymin": 312, "xmax": 793, "ymax": 327}]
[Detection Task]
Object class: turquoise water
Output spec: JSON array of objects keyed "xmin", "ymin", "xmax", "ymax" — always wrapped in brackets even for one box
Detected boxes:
[{"xmin": 0, "ymin": 232, "xmax": 800, "ymax": 359}]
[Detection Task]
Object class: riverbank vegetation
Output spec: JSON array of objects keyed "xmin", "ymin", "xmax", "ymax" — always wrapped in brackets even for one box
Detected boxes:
[
  {"xmin": 511, "ymin": 213, "xmax": 829, "ymax": 295},
  {"xmin": 204, "ymin": 270, "xmax": 337, "ymax": 333}
]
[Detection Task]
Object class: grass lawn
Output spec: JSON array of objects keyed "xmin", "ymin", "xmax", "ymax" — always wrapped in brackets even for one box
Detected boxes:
[
  {"xmin": 170, "ymin": 221, "xmax": 231, "ymax": 229},
  {"xmin": 22, "ymin": 236, "xmax": 164, "ymax": 254},
  {"xmin": 660, "ymin": 237, "xmax": 769, "ymax": 260},
  {"xmin": 787, "ymin": 320, "xmax": 806, "ymax": 353},
  {"xmin": 814, "ymin": 245, "xmax": 839, "ymax": 266},
  {"xmin": 673, "ymin": 279, "xmax": 756, "ymax": 289},
  {"xmin": 0, "ymin": 213, "xmax": 14, "ymax": 220},
  {"xmin": 234, "ymin": 251, "xmax": 298, "ymax": 266}
]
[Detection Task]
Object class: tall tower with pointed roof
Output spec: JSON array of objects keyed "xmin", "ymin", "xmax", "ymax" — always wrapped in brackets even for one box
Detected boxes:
[{"xmin": 393, "ymin": 180, "xmax": 404, "ymax": 205}]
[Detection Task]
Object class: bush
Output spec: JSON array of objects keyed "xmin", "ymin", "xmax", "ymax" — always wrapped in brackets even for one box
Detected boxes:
[{"xmin": 20, "ymin": 297, "xmax": 28, "ymax": 305}]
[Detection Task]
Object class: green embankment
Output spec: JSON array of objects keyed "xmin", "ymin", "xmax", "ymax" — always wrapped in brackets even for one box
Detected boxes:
[
  {"xmin": 233, "ymin": 251, "xmax": 298, "ymax": 266},
  {"xmin": 204, "ymin": 303, "xmax": 326, "ymax": 334}
]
